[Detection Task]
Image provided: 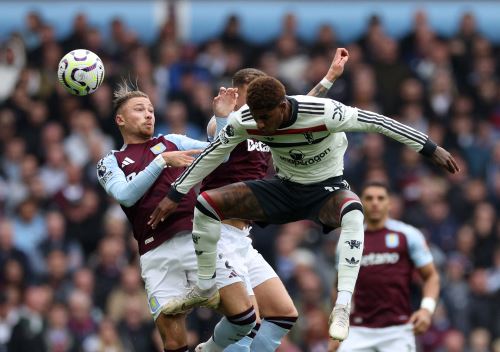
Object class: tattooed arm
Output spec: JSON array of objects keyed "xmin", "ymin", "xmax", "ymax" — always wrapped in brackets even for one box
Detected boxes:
[{"xmin": 307, "ymin": 48, "xmax": 349, "ymax": 97}]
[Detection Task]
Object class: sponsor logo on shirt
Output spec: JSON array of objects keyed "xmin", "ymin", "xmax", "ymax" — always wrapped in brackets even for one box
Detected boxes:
[
  {"xmin": 279, "ymin": 147, "xmax": 331, "ymax": 166},
  {"xmin": 150, "ymin": 142, "xmax": 166, "ymax": 154},
  {"xmin": 331, "ymin": 100, "xmax": 344, "ymax": 121},
  {"xmin": 247, "ymin": 140, "xmax": 270, "ymax": 152},
  {"xmin": 385, "ymin": 233, "xmax": 399, "ymax": 248},
  {"xmin": 361, "ymin": 252, "xmax": 400, "ymax": 266}
]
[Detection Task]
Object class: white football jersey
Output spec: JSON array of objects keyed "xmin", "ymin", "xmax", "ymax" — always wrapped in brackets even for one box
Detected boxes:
[{"xmin": 172, "ymin": 95, "xmax": 433, "ymax": 194}]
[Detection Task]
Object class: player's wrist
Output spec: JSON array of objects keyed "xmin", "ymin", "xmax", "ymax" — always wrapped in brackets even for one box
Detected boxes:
[
  {"xmin": 320, "ymin": 77, "xmax": 334, "ymax": 89},
  {"xmin": 420, "ymin": 297, "xmax": 436, "ymax": 314},
  {"xmin": 419, "ymin": 138, "xmax": 437, "ymax": 157},
  {"xmin": 154, "ymin": 154, "xmax": 168, "ymax": 168},
  {"xmin": 167, "ymin": 187, "xmax": 185, "ymax": 203}
]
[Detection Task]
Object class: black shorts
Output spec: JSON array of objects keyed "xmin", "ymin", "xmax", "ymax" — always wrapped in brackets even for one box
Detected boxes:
[{"xmin": 245, "ymin": 176, "xmax": 351, "ymax": 225}]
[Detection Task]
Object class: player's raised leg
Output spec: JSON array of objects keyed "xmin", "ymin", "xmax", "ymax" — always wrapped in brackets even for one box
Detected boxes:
[
  {"xmin": 318, "ymin": 189, "xmax": 364, "ymax": 341},
  {"xmin": 182, "ymin": 182, "xmax": 267, "ymax": 310}
]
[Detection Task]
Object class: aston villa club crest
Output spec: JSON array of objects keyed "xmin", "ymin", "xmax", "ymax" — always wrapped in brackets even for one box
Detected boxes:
[
  {"xmin": 149, "ymin": 296, "xmax": 160, "ymax": 313},
  {"xmin": 385, "ymin": 233, "xmax": 399, "ymax": 248},
  {"xmin": 150, "ymin": 142, "xmax": 166, "ymax": 154}
]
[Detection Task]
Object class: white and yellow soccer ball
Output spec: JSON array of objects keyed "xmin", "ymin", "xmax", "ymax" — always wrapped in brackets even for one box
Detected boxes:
[{"xmin": 57, "ymin": 49, "xmax": 105, "ymax": 96}]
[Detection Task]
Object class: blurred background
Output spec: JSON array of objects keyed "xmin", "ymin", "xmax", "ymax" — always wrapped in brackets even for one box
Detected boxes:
[{"xmin": 0, "ymin": 1, "xmax": 499, "ymax": 351}]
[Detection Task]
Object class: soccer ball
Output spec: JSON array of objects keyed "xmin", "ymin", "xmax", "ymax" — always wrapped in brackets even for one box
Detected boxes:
[{"xmin": 57, "ymin": 49, "xmax": 105, "ymax": 96}]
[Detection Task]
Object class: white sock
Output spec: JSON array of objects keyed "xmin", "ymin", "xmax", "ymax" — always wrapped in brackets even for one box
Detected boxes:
[
  {"xmin": 337, "ymin": 209, "xmax": 364, "ymax": 293},
  {"xmin": 198, "ymin": 277, "xmax": 216, "ymax": 290},
  {"xmin": 336, "ymin": 290, "xmax": 352, "ymax": 306},
  {"xmin": 192, "ymin": 205, "xmax": 221, "ymax": 286}
]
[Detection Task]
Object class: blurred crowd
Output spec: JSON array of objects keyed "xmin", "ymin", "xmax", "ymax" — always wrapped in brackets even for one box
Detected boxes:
[{"xmin": 0, "ymin": 6, "xmax": 499, "ymax": 352}]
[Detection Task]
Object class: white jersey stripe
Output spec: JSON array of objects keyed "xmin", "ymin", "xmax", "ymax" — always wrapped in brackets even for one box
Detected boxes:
[
  {"xmin": 358, "ymin": 111, "xmax": 426, "ymax": 145},
  {"xmin": 358, "ymin": 110, "xmax": 427, "ymax": 142}
]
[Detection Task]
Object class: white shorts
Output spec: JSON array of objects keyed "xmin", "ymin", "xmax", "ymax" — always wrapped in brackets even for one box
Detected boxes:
[
  {"xmin": 218, "ymin": 224, "xmax": 278, "ymax": 296},
  {"xmin": 139, "ymin": 232, "xmax": 243, "ymax": 320},
  {"xmin": 338, "ymin": 324, "xmax": 416, "ymax": 352}
]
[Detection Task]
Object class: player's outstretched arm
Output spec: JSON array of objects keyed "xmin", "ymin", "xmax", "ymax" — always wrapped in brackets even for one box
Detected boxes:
[
  {"xmin": 324, "ymin": 103, "xmax": 460, "ymax": 174},
  {"xmin": 307, "ymin": 48, "xmax": 349, "ymax": 98}
]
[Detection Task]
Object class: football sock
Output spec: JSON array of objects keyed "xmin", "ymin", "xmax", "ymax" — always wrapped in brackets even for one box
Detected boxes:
[
  {"xmin": 225, "ymin": 323, "xmax": 260, "ymax": 352},
  {"xmin": 336, "ymin": 290, "xmax": 352, "ymax": 306},
  {"xmin": 208, "ymin": 307, "xmax": 256, "ymax": 350},
  {"xmin": 193, "ymin": 193, "xmax": 223, "ymax": 289},
  {"xmin": 337, "ymin": 205, "xmax": 364, "ymax": 294},
  {"xmin": 250, "ymin": 317, "xmax": 297, "ymax": 352}
]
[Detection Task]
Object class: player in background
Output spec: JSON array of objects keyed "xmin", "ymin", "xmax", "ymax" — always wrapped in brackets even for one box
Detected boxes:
[
  {"xmin": 149, "ymin": 74, "xmax": 459, "ymax": 342},
  {"xmin": 96, "ymin": 84, "xmax": 256, "ymax": 352},
  {"xmin": 202, "ymin": 48, "xmax": 348, "ymax": 352},
  {"xmin": 331, "ymin": 181, "xmax": 440, "ymax": 352}
]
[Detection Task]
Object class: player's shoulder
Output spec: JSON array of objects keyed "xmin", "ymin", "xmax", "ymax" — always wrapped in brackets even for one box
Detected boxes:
[
  {"xmin": 292, "ymin": 94, "xmax": 327, "ymax": 103},
  {"xmin": 385, "ymin": 218, "xmax": 424, "ymax": 240},
  {"xmin": 292, "ymin": 95, "xmax": 336, "ymax": 116},
  {"xmin": 98, "ymin": 150, "xmax": 118, "ymax": 165},
  {"xmin": 97, "ymin": 150, "xmax": 119, "ymax": 183},
  {"xmin": 230, "ymin": 105, "xmax": 254, "ymax": 127}
]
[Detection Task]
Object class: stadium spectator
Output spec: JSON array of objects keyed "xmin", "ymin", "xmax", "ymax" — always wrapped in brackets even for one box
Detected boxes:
[{"xmin": 0, "ymin": 8, "xmax": 498, "ymax": 351}]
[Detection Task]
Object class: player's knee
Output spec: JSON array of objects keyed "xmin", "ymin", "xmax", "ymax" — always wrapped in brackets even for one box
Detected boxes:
[
  {"xmin": 283, "ymin": 304, "xmax": 299, "ymax": 319},
  {"xmin": 340, "ymin": 200, "xmax": 364, "ymax": 227},
  {"xmin": 227, "ymin": 306, "xmax": 257, "ymax": 336}
]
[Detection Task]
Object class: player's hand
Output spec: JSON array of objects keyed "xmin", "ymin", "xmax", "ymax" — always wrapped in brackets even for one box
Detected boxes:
[
  {"xmin": 213, "ymin": 87, "xmax": 238, "ymax": 117},
  {"xmin": 325, "ymin": 48, "xmax": 349, "ymax": 82},
  {"xmin": 409, "ymin": 309, "xmax": 432, "ymax": 335},
  {"xmin": 430, "ymin": 146, "xmax": 460, "ymax": 174},
  {"xmin": 148, "ymin": 196, "xmax": 179, "ymax": 229},
  {"xmin": 161, "ymin": 149, "xmax": 203, "ymax": 168}
]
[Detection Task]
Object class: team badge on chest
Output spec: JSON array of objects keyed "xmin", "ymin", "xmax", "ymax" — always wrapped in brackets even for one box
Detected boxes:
[
  {"xmin": 385, "ymin": 233, "xmax": 399, "ymax": 248},
  {"xmin": 150, "ymin": 142, "xmax": 166, "ymax": 154}
]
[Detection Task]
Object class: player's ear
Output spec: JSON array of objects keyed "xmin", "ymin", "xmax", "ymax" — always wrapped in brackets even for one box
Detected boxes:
[{"xmin": 115, "ymin": 113, "xmax": 125, "ymax": 127}]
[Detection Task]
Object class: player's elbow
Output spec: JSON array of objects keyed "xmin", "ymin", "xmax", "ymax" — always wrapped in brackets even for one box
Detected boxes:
[{"xmin": 114, "ymin": 194, "xmax": 137, "ymax": 207}]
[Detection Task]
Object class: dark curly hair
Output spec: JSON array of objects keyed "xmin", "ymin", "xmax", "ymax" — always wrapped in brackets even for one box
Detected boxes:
[
  {"xmin": 247, "ymin": 76, "xmax": 285, "ymax": 111},
  {"xmin": 232, "ymin": 68, "xmax": 267, "ymax": 87}
]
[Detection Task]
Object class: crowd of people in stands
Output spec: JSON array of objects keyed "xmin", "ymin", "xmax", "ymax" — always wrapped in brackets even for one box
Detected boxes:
[{"xmin": 0, "ymin": 7, "xmax": 499, "ymax": 352}]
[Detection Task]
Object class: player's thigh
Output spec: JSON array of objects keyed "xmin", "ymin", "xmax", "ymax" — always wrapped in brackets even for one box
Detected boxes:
[
  {"xmin": 218, "ymin": 224, "xmax": 254, "ymax": 297},
  {"xmin": 203, "ymin": 182, "xmax": 267, "ymax": 221},
  {"xmin": 318, "ymin": 190, "xmax": 361, "ymax": 228},
  {"xmin": 337, "ymin": 327, "xmax": 378, "ymax": 352},
  {"xmin": 253, "ymin": 277, "xmax": 298, "ymax": 318},
  {"xmin": 155, "ymin": 313, "xmax": 188, "ymax": 348},
  {"xmin": 377, "ymin": 325, "xmax": 416, "ymax": 352},
  {"xmin": 139, "ymin": 235, "xmax": 190, "ymax": 320}
]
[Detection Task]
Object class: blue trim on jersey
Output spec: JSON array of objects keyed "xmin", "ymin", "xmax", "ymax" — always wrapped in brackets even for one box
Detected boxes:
[
  {"xmin": 163, "ymin": 134, "xmax": 209, "ymax": 151},
  {"xmin": 386, "ymin": 219, "xmax": 433, "ymax": 268}
]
